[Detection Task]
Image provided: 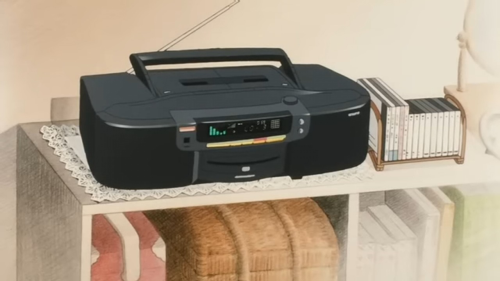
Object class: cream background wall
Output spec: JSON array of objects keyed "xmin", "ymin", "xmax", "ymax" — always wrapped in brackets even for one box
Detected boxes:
[
  {"xmin": 0, "ymin": 0, "xmax": 495, "ymax": 280},
  {"xmin": 0, "ymin": 0, "xmax": 495, "ymax": 134}
]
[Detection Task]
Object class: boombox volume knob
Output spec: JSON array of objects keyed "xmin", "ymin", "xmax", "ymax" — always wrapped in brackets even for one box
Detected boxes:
[{"xmin": 283, "ymin": 96, "xmax": 298, "ymax": 105}]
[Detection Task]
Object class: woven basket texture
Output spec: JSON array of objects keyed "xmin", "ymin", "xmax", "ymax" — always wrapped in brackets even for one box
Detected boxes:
[{"xmin": 144, "ymin": 198, "xmax": 339, "ymax": 281}]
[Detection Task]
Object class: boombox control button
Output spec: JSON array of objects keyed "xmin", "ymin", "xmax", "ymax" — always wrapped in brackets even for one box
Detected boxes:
[
  {"xmin": 266, "ymin": 135, "xmax": 286, "ymax": 143},
  {"xmin": 283, "ymin": 96, "xmax": 298, "ymax": 105},
  {"xmin": 298, "ymin": 128, "xmax": 304, "ymax": 134},
  {"xmin": 299, "ymin": 118, "xmax": 305, "ymax": 125}
]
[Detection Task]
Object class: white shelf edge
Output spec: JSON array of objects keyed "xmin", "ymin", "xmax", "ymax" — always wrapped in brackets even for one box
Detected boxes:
[
  {"xmin": 79, "ymin": 123, "xmax": 500, "ymax": 215},
  {"xmin": 83, "ymin": 165, "xmax": 500, "ymax": 215},
  {"xmin": 345, "ymin": 193, "xmax": 360, "ymax": 281}
]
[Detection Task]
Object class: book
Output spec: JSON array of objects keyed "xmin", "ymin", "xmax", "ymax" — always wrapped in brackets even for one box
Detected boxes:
[
  {"xmin": 357, "ymin": 79, "xmax": 462, "ymax": 162},
  {"xmin": 406, "ymin": 100, "xmax": 418, "ymax": 159},
  {"xmin": 403, "ymin": 97, "xmax": 462, "ymax": 159},
  {"xmin": 413, "ymin": 99, "xmax": 436, "ymax": 158},
  {"xmin": 440, "ymin": 183, "xmax": 500, "ymax": 281},
  {"xmin": 385, "ymin": 189, "xmax": 440, "ymax": 281},
  {"xmin": 406, "ymin": 108, "xmax": 415, "ymax": 160},
  {"xmin": 359, "ymin": 211, "xmax": 397, "ymax": 281},
  {"xmin": 428, "ymin": 99, "xmax": 451, "ymax": 157},
  {"xmin": 368, "ymin": 205, "xmax": 418, "ymax": 281},
  {"xmin": 419, "ymin": 187, "xmax": 455, "ymax": 281},
  {"xmin": 358, "ymin": 224, "xmax": 376, "ymax": 281},
  {"xmin": 435, "ymin": 98, "xmax": 456, "ymax": 156},
  {"xmin": 422, "ymin": 99, "xmax": 445, "ymax": 157},
  {"xmin": 368, "ymin": 78, "xmax": 409, "ymax": 160},
  {"xmin": 407, "ymin": 100, "xmax": 426, "ymax": 159},
  {"xmin": 437, "ymin": 98, "xmax": 462, "ymax": 155},
  {"xmin": 405, "ymin": 107, "xmax": 415, "ymax": 160},
  {"xmin": 358, "ymin": 78, "xmax": 396, "ymax": 161}
]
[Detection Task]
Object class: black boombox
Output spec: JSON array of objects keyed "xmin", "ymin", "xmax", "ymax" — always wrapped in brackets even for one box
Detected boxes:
[{"xmin": 79, "ymin": 48, "xmax": 370, "ymax": 190}]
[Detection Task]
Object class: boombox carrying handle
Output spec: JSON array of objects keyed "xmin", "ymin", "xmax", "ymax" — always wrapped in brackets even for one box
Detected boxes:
[{"xmin": 129, "ymin": 48, "xmax": 302, "ymax": 96}]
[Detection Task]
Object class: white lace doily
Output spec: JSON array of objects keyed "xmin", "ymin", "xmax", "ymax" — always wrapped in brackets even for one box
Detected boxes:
[{"xmin": 40, "ymin": 125, "xmax": 374, "ymax": 202}]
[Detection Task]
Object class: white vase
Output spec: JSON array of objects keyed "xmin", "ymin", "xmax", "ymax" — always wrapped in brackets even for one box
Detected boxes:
[
  {"xmin": 465, "ymin": 0, "xmax": 500, "ymax": 76},
  {"xmin": 459, "ymin": 0, "xmax": 500, "ymax": 155},
  {"xmin": 480, "ymin": 110, "xmax": 500, "ymax": 159}
]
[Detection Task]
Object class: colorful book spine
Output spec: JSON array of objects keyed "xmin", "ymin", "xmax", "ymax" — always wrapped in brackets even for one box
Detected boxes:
[
  {"xmin": 359, "ymin": 211, "xmax": 397, "ymax": 281},
  {"xmin": 358, "ymin": 78, "xmax": 394, "ymax": 161},
  {"xmin": 409, "ymin": 98, "xmax": 462, "ymax": 158},
  {"xmin": 360, "ymin": 77, "xmax": 463, "ymax": 162},
  {"xmin": 358, "ymin": 77, "xmax": 409, "ymax": 162},
  {"xmin": 419, "ymin": 187, "xmax": 455, "ymax": 281}
]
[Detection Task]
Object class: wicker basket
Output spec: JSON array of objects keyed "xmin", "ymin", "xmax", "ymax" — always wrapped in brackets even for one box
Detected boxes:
[{"xmin": 144, "ymin": 198, "xmax": 340, "ymax": 281}]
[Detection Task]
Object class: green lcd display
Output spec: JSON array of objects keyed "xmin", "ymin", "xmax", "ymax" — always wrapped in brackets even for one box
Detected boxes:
[
  {"xmin": 196, "ymin": 115, "xmax": 293, "ymax": 143},
  {"xmin": 208, "ymin": 118, "xmax": 282, "ymax": 138}
]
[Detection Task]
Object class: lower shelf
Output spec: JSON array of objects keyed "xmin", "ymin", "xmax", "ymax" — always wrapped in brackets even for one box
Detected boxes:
[{"xmin": 89, "ymin": 180, "xmax": 500, "ymax": 281}]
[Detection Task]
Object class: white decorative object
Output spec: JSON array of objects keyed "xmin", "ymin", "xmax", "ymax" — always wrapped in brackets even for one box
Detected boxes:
[
  {"xmin": 459, "ymin": 0, "xmax": 500, "ymax": 88},
  {"xmin": 445, "ymin": 0, "xmax": 500, "ymax": 143},
  {"xmin": 480, "ymin": 109, "xmax": 500, "ymax": 159},
  {"xmin": 40, "ymin": 125, "xmax": 374, "ymax": 202}
]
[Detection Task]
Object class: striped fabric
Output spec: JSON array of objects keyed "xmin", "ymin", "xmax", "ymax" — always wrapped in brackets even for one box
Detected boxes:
[{"xmin": 91, "ymin": 212, "xmax": 166, "ymax": 281}]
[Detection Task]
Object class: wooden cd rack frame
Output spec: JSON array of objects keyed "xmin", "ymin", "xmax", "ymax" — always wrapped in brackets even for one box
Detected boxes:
[{"xmin": 368, "ymin": 93, "xmax": 467, "ymax": 171}]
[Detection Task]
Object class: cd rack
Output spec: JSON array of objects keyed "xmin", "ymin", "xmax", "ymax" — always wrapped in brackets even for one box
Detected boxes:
[{"xmin": 368, "ymin": 93, "xmax": 466, "ymax": 171}]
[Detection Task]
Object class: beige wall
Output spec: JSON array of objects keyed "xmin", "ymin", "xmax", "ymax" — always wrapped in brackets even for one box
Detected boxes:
[
  {"xmin": 0, "ymin": 0, "xmax": 234, "ymax": 133},
  {"xmin": 0, "ymin": 0, "xmax": 495, "ymax": 134},
  {"xmin": 0, "ymin": 0, "xmax": 496, "ymax": 280}
]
